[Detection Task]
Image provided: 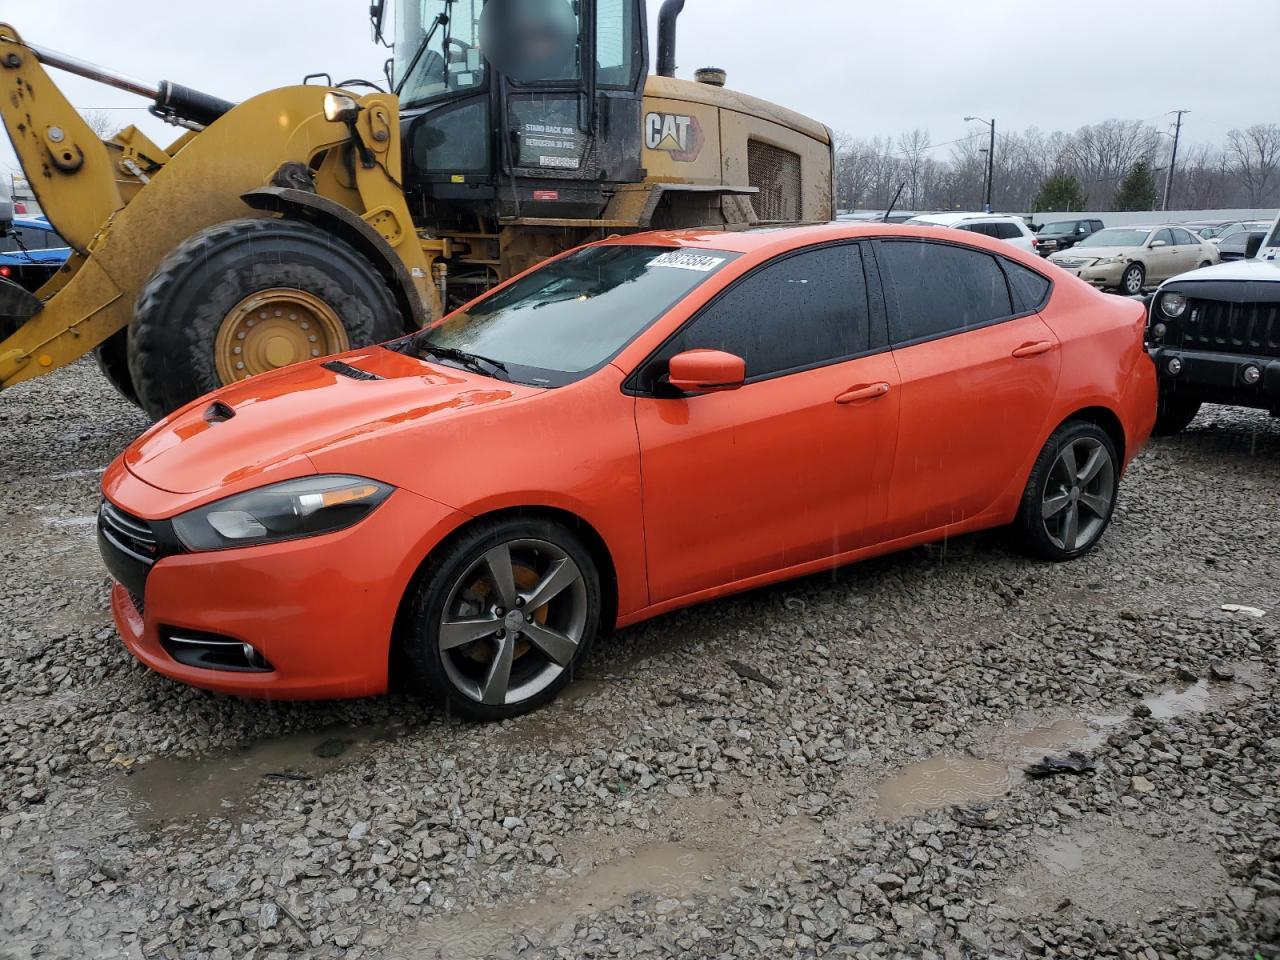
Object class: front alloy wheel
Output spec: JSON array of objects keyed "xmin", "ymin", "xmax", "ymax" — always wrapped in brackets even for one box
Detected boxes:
[
  {"xmin": 404, "ymin": 518, "xmax": 601, "ymax": 720},
  {"xmin": 1120, "ymin": 263, "xmax": 1145, "ymax": 296}
]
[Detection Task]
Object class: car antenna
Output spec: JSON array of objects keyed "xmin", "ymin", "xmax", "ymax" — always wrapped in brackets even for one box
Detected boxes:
[{"xmin": 882, "ymin": 182, "xmax": 907, "ymax": 222}]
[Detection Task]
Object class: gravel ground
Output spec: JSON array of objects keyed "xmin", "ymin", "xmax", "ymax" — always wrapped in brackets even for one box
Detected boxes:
[{"xmin": 1, "ymin": 358, "xmax": 1278, "ymax": 960}]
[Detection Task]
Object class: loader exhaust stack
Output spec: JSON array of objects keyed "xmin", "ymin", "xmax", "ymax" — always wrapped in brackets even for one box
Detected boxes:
[
  {"xmin": 26, "ymin": 41, "xmax": 234, "ymax": 128},
  {"xmin": 656, "ymin": 0, "xmax": 685, "ymax": 78}
]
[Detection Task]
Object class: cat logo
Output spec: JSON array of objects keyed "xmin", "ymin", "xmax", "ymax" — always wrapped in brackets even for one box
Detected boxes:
[{"xmin": 644, "ymin": 112, "xmax": 705, "ymax": 163}]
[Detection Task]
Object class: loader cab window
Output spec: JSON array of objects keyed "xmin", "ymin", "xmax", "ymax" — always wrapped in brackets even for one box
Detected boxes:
[
  {"xmin": 596, "ymin": 0, "xmax": 643, "ymax": 87},
  {"xmin": 396, "ymin": 0, "xmax": 486, "ymax": 107}
]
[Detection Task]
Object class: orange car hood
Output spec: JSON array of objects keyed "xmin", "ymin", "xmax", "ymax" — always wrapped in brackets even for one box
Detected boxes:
[{"xmin": 124, "ymin": 347, "xmax": 537, "ymax": 495}]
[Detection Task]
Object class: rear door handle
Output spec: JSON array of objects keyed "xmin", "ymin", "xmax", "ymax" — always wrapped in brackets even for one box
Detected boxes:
[
  {"xmin": 835, "ymin": 382, "xmax": 891, "ymax": 404},
  {"xmin": 1012, "ymin": 340, "xmax": 1055, "ymax": 359}
]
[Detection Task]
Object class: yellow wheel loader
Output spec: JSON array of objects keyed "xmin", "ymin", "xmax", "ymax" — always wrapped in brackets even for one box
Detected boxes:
[{"xmin": 0, "ymin": 0, "xmax": 834, "ymax": 419}]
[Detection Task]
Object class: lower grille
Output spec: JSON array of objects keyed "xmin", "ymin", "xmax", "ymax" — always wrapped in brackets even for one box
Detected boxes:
[{"xmin": 1182, "ymin": 299, "xmax": 1280, "ymax": 358}]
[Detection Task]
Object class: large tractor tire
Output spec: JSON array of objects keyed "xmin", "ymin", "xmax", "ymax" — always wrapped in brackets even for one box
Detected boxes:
[{"xmin": 128, "ymin": 218, "xmax": 404, "ymax": 420}]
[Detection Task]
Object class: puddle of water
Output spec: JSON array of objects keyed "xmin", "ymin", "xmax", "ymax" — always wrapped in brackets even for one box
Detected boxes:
[
  {"xmin": 1137, "ymin": 678, "xmax": 1251, "ymax": 719},
  {"xmin": 410, "ymin": 842, "xmax": 725, "ymax": 959},
  {"xmin": 117, "ymin": 724, "xmax": 399, "ymax": 828},
  {"xmin": 876, "ymin": 756, "xmax": 1012, "ymax": 817},
  {"xmin": 1001, "ymin": 819, "xmax": 1228, "ymax": 924}
]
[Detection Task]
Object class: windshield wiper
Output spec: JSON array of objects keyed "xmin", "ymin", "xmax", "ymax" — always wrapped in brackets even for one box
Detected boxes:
[
  {"xmin": 416, "ymin": 341, "xmax": 510, "ymax": 380},
  {"xmin": 395, "ymin": 1, "xmax": 453, "ymax": 97}
]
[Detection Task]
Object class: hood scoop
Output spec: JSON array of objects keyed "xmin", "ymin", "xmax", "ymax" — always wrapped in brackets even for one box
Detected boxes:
[
  {"xmin": 322, "ymin": 359, "xmax": 385, "ymax": 381},
  {"xmin": 203, "ymin": 400, "xmax": 236, "ymax": 424}
]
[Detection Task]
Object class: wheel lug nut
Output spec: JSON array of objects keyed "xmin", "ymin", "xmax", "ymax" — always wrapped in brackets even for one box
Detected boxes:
[
  {"xmin": 496, "ymin": 629, "xmax": 506, "ymax": 639},
  {"xmin": 494, "ymin": 607, "xmax": 505, "ymax": 616}
]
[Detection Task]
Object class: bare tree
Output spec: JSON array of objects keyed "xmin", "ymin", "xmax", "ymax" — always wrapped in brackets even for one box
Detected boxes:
[
  {"xmin": 1227, "ymin": 124, "xmax": 1280, "ymax": 206},
  {"xmin": 897, "ymin": 129, "xmax": 931, "ymax": 209},
  {"xmin": 1062, "ymin": 119, "xmax": 1159, "ymax": 209},
  {"xmin": 81, "ymin": 109, "xmax": 118, "ymax": 140}
]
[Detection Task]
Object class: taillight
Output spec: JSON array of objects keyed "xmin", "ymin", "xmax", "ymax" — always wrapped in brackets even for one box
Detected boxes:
[
  {"xmin": 1031, "ymin": 237, "xmax": 1039, "ymax": 249},
  {"xmin": 0, "ymin": 266, "xmax": 10, "ymax": 278}
]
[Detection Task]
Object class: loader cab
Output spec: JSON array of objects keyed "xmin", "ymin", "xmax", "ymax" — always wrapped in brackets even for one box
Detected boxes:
[{"xmin": 390, "ymin": 0, "xmax": 648, "ymax": 227}]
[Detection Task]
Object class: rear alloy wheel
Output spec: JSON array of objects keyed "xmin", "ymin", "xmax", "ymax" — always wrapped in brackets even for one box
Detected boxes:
[
  {"xmin": 1119, "ymin": 263, "xmax": 1146, "ymax": 296},
  {"xmin": 404, "ymin": 518, "xmax": 601, "ymax": 721},
  {"xmin": 1013, "ymin": 421, "xmax": 1119, "ymax": 561},
  {"xmin": 128, "ymin": 218, "xmax": 403, "ymax": 420}
]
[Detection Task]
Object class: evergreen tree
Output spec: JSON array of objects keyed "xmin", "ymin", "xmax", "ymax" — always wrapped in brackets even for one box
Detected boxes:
[
  {"xmin": 1032, "ymin": 173, "xmax": 1085, "ymax": 212},
  {"xmin": 1113, "ymin": 161, "xmax": 1159, "ymax": 211}
]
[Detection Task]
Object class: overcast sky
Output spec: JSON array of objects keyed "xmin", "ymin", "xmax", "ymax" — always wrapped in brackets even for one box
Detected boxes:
[{"xmin": 4, "ymin": 0, "xmax": 1276, "ymax": 178}]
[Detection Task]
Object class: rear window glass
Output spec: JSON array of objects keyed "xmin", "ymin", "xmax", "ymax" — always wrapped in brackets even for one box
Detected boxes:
[
  {"xmin": 878, "ymin": 240, "xmax": 1014, "ymax": 344},
  {"xmin": 1004, "ymin": 261, "xmax": 1051, "ymax": 312}
]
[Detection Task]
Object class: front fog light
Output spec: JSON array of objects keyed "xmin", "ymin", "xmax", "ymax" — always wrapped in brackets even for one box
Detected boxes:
[
  {"xmin": 174, "ymin": 475, "xmax": 394, "ymax": 551},
  {"xmin": 1168, "ymin": 357, "xmax": 1183, "ymax": 375},
  {"xmin": 1160, "ymin": 293, "xmax": 1188, "ymax": 318},
  {"xmin": 1243, "ymin": 365, "xmax": 1262, "ymax": 385},
  {"xmin": 1150, "ymin": 322, "xmax": 1168, "ymax": 341}
]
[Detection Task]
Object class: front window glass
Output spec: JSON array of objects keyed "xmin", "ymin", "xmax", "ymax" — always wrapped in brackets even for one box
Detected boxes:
[
  {"xmin": 1079, "ymin": 228, "xmax": 1150, "ymax": 248},
  {"xmin": 1194, "ymin": 225, "xmax": 1222, "ymax": 238},
  {"xmin": 396, "ymin": 0, "xmax": 486, "ymax": 106},
  {"xmin": 407, "ymin": 245, "xmax": 739, "ymax": 386},
  {"xmin": 1264, "ymin": 222, "xmax": 1280, "ymax": 249},
  {"xmin": 596, "ymin": 0, "xmax": 639, "ymax": 86}
]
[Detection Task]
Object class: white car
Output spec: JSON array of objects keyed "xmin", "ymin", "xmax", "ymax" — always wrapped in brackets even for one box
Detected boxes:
[{"xmin": 903, "ymin": 212, "xmax": 1038, "ymax": 254}]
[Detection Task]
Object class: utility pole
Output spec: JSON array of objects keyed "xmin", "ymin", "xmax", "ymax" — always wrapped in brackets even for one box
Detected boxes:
[
  {"xmin": 966, "ymin": 116, "xmax": 996, "ymax": 212},
  {"xmin": 1163, "ymin": 109, "xmax": 1189, "ymax": 211}
]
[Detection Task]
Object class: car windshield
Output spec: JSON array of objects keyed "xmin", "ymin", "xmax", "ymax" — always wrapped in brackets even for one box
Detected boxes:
[
  {"xmin": 1039, "ymin": 221, "xmax": 1078, "ymax": 234},
  {"xmin": 405, "ymin": 244, "xmax": 739, "ymax": 386},
  {"xmin": 1078, "ymin": 228, "xmax": 1150, "ymax": 248}
]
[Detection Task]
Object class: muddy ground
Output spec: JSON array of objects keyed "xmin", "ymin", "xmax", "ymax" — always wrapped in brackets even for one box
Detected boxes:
[{"xmin": 1, "ymin": 359, "xmax": 1277, "ymax": 960}]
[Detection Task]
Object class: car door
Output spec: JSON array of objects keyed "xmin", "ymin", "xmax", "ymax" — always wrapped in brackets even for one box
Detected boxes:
[
  {"xmin": 1145, "ymin": 228, "xmax": 1180, "ymax": 281},
  {"xmin": 632, "ymin": 243, "xmax": 901, "ymax": 604},
  {"xmin": 872, "ymin": 239, "xmax": 1062, "ymax": 538},
  {"xmin": 1171, "ymin": 228, "xmax": 1204, "ymax": 271}
]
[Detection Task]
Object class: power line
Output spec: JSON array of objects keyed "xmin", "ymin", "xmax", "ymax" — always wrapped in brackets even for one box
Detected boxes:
[{"xmin": 1163, "ymin": 109, "xmax": 1190, "ymax": 211}]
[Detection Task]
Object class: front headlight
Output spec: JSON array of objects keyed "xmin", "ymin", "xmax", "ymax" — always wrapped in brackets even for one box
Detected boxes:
[
  {"xmin": 1160, "ymin": 292, "xmax": 1188, "ymax": 318},
  {"xmin": 173, "ymin": 475, "xmax": 394, "ymax": 551},
  {"xmin": 1093, "ymin": 256, "xmax": 1124, "ymax": 266},
  {"xmin": 323, "ymin": 91, "xmax": 361, "ymax": 123}
]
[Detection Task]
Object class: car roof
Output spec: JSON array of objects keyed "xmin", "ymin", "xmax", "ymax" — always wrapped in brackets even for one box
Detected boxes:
[
  {"xmin": 907, "ymin": 212, "xmax": 1023, "ymax": 225},
  {"xmin": 599, "ymin": 222, "xmax": 1049, "ymax": 266}
]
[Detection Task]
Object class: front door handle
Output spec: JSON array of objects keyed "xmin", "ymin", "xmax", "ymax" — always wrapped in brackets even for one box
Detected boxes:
[
  {"xmin": 835, "ymin": 382, "xmax": 891, "ymax": 404},
  {"xmin": 1012, "ymin": 340, "xmax": 1055, "ymax": 359}
]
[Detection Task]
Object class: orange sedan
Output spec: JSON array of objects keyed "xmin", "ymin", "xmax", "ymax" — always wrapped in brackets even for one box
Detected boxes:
[{"xmin": 99, "ymin": 223, "xmax": 1157, "ymax": 719}]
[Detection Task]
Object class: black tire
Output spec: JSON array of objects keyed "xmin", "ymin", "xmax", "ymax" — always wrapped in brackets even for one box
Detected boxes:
[
  {"xmin": 1012, "ymin": 420, "xmax": 1120, "ymax": 562},
  {"xmin": 402, "ymin": 517, "xmax": 602, "ymax": 722},
  {"xmin": 1198, "ymin": 260, "xmax": 1212, "ymax": 269},
  {"xmin": 128, "ymin": 217, "xmax": 404, "ymax": 420},
  {"xmin": 1118, "ymin": 263, "xmax": 1145, "ymax": 296},
  {"xmin": 1152, "ymin": 394, "xmax": 1201, "ymax": 436},
  {"xmin": 93, "ymin": 329, "xmax": 140, "ymax": 407}
]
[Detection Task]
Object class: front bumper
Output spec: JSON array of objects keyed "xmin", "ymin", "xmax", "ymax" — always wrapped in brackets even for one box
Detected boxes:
[
  {"xmin": 1148, "ymin": 345, "xmax": 1280, "ymax": 410},
  {"xmin": 1056, "ymin": 261, "xmax": 1125, "ymax": 288},
  {"xmin": 103, "ymin": 468, "xmax": 467, "ymax": 700}
]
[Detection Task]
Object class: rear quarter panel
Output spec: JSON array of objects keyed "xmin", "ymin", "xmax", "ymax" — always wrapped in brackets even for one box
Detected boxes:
[{"xmin": 1036, "ymin": 278, "xmax": 1156, "ymax": 468}]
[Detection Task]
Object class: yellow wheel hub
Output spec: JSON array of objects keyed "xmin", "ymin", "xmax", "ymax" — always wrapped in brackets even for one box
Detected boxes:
[{"xmin": 214, "ymin": 289, "xmax": 349, "ymax": 384}]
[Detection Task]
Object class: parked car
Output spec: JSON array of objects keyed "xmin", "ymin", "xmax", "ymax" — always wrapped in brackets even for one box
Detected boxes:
[
  {"xmin": 1145, "ymin": 213, "xmax": 1280, "ymax": 434},
  {"xmin": 0, "ymin": 215, "xmax": 70, "ymax": 292},
  {"xmin": 1034, "ymin": 218, "xmax": 1105, "ymax": 256},
  {"xmin": 1216, "ymin": 228, "xmax": 1268, "ymax": 263},
  {"xmin": 1183, "ymin": 220, "xmax": 1243, "ymax": 241},
  {"xmin": 1048, "ymin": 225, "xmax": 1218, "ymax": 295},
  {"xmin": 99, "ymin": 223, "xmax": 1156, "ymax": 718},
  {"xmin": 1210, "ymin": 220, "xmax": 1273, "ymax": 246},
  {"xmin": 903, "ymin": 212, "xmax": 1038, "ymax": 253}
]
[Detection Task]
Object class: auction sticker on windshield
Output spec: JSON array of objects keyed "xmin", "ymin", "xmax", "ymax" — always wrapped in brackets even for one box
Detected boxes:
[{"xmin": 649, "ymin": 251, "xmax": 728, "ymax": 272}]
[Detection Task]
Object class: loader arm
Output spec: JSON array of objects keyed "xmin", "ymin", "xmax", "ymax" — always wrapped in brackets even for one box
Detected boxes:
[{"xmin": 0, "ymin": 23, "xmax": 434, "ymax": 391}]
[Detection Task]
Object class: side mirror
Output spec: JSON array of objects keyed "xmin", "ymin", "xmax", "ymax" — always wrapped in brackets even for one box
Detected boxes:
[
  {"xmin": 1149, "ymin": 239, "xmax": 1167, "ymax": 248},
  {"xmin": 369, "ymin": 0, "xmax": 388, "ymax": 45},
  {"xmin": 668, "ymin": 349, "xmax": 746, "ymax": 394},
  {"xmin": 1246, "ymin": 234, "xmax": 1265, "ymax": 259}
]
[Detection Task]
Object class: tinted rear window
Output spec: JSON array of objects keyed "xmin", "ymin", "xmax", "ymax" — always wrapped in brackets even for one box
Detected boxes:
[
  {"xmin": 878, "ymin": 240, "xmax": 1014, "ymax": 344},
  {"xmin": 1004, "ymin": 261, "xmax": 1051, "ymax": 312}
]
